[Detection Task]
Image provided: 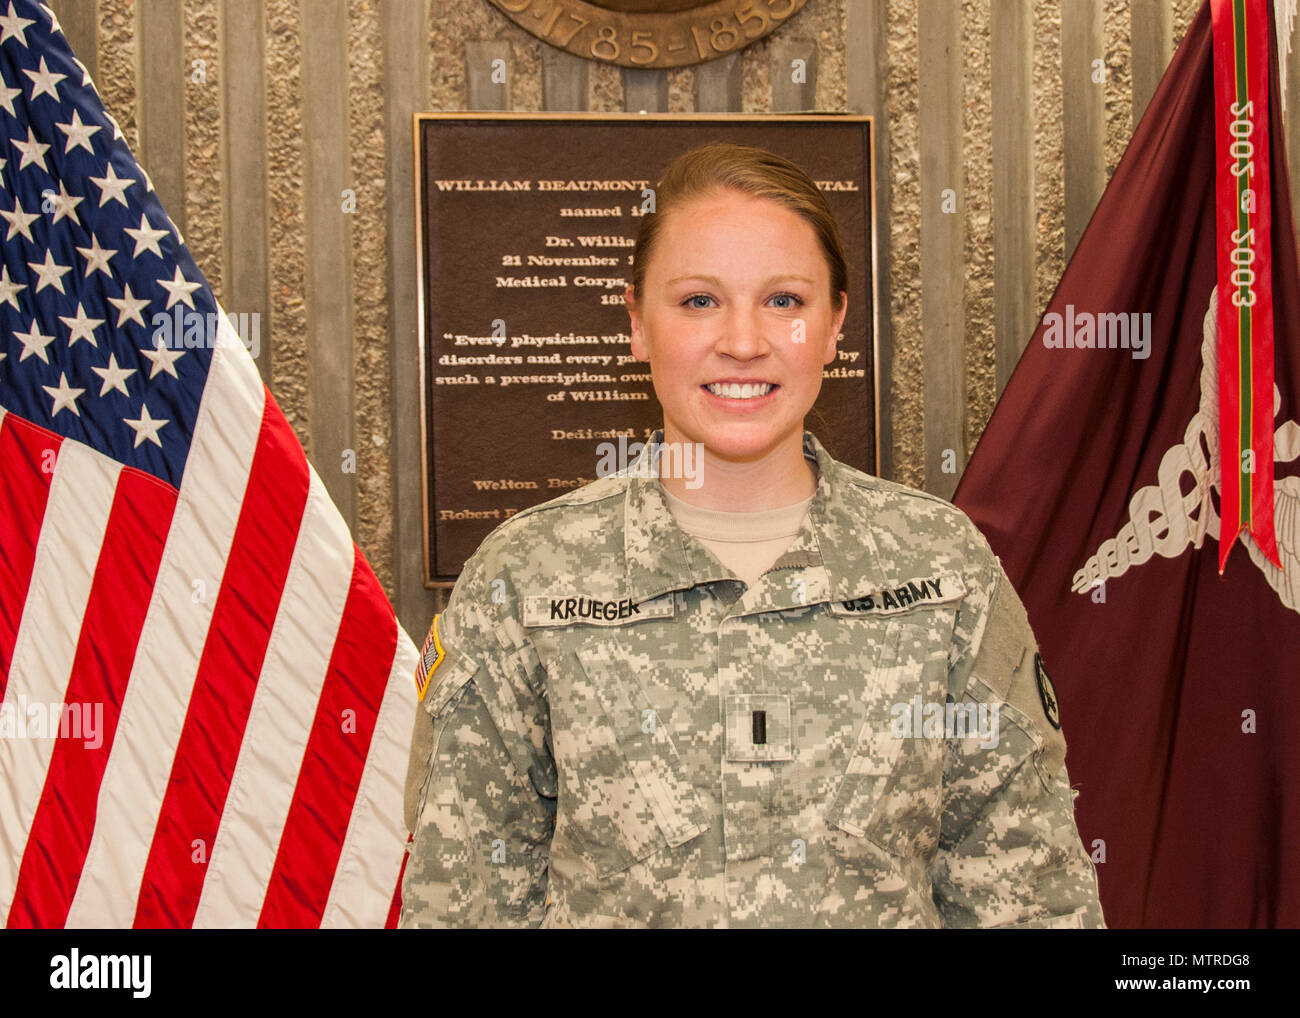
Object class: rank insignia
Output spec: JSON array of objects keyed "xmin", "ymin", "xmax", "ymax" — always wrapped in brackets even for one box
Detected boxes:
[
  {"xmin": 415, "ymin": 614, "xmax": 445, "ymax": 702},
  {"xmin": 1034, "ymin": 652, "xmax": 1061, "ymax": 730}
]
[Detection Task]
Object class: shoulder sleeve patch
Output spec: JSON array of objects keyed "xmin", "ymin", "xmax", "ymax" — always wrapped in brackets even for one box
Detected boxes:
[
  {"xmin": 967, "ymin": 573, "xmax": 1069, "ymax": 787},
  {"xmin": 967, "ymin": 570, "xmax": 1030, "ymax": 702}
]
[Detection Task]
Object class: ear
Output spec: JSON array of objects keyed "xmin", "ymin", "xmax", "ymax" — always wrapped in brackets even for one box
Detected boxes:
[
  {"xmin": 626, "ymin": 285, "xmax": 649, "ymax": 361},
  {"xmin": 823, "ymin": 291, "xmax": 848, "ymax": 365}
]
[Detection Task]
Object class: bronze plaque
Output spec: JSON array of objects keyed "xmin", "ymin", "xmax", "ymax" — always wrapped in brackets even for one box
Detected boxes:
[
  {"xmin": 415, "ymin": 112, "xmax": 878, "ymax": 585},
  {"xmin": 487, "ymin": 0, "xmax": 809, "ymax": 69}
]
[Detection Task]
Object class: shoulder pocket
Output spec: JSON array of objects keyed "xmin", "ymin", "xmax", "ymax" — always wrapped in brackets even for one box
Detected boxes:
[
  {"xmin": 566, "ymin": 640, "xmax": 710, "ymax": 879},
  {"xmin": 966, "ymin": 673, "xmax": 1061, "ymax": 795},
  {"xmin": 423, "ymin": 651, "xmax": 479, "ymax": 721}
]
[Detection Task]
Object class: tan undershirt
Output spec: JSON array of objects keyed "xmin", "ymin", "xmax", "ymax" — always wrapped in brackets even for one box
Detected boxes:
[{"xmin": 660, "ymin": 483, "xmax": 813, "ymax": 590}]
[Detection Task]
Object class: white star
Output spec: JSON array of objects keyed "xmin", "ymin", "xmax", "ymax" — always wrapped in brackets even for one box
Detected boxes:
[
  {"xmin": 89, "ymin": 162, "xmax": 134, "ymax": 206},
  {"xmin": 106, "ymin": 282, "xmax": 150, "ymax": 327},
  {"xmin": 0, "ymin": 194, "xmax": 38, "ymax": 240},
  {"xmin": 55, "ymin": 109, "xmax": 99, "ymax": 153},
  {"xmin": 140, "ymin": 335, "xmax": 185, "ymax": 379},
  {"xmin": 0, "ymin": 73, "xmax": 19, "ymax": 116},
  {"xmin": 27, "ymin": 249, "xmax": 71, "ymax": 294},
  {"xmin": 14, "ymin": 319, "xmax": 55, "ymax": 363},
  {"xmin": 76, "ymin": 232, "xmax": 115, "ymax": 276},
  {"xmin": 60, "ymin": 302, "xmax": 103, "ymax": 347},
  {"xmin": 42, "ymin": 372, "xmax": 85, "ymax": 418},
  {"xmin": 124, "ymin": 403, "xmax": 168, "ymax": 448},
  {"xmin": 23, "ymin": 56, "xmax": 66, "ymax": 103},
  {"xmin": 72, "ymin": 56, "xmax": 91, "ymax": 89},
  {"xmin": 46, "ymin": 180, "xmax": 82, "ymax": 225},
  {"xmin": 157, "ymin": 267, "xmax": 202, "ymax": 310},
  {"xmin": 0, "ymin": 350, "xmax": 6, "ymax": 379},
  {"xmin": 124, "ymin": 213, "xmax": 168, "ymax": 259},
  {"xmin": 104, "ymin": 109, "xmax": 123, "ymax": 142},
  {"xmin": 0, "ymin": 263, "xmax": 25, "ymax": 309},
  {"xmin": 92, "ymin": 352, "xmax": 136, "ymax": 396},
  {"xmin": 10, "ymin": 126, "xmax": 50, "ymax": 173},
  {"xmin": 41, "ymin": 3, "xmax": 62, "ymax": 36},
  {"xmin": 0, "ymin": 3, "xmax": 35, "ymax": 47},
  {"xmin": 76, "ymin": 233, "xmax": 115, "ymax": 278}
]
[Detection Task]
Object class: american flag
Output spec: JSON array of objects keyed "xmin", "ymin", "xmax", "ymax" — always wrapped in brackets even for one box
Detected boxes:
[{"xmin": 0, "ymin": 1, "xmax": 419, "ymax": 927}]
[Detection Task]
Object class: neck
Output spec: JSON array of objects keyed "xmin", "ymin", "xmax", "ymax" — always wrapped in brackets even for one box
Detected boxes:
[{"xmin": 657, "ymin": 427, "xmax": 816, "ymax": 511}]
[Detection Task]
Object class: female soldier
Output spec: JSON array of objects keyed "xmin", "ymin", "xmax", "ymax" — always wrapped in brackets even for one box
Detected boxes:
[{"xmin": 400, "ymin": 142, "xmax": 1105, "ymax": 928}]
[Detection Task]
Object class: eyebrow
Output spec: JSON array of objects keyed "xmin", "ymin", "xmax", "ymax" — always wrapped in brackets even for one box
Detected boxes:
[{"xmin": 664, "ymin": 274, "xmax": 816, "ymax": 287}]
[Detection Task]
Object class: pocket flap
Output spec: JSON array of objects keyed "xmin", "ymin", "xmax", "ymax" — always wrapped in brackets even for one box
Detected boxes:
[
  {"xmin": 822, "ymin": 617, "xmax": 945, "ymax": 857},
  {"xmin": 575, "ymin": 641, "xmax": 709, "ymax": 852},
  {"xmin": 824, "ymin": 722, "xmax": 905, "ymax": 836}
]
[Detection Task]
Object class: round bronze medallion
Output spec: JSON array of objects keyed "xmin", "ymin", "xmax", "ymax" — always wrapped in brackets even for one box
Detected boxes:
[{"xmin": 488, "ymin": 0, "xmax": 808, "ymax": 69}]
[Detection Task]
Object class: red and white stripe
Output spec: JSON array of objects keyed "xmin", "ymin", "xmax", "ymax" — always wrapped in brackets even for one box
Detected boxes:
[{"xmin": 1, "ymin": 314, "xmax": 418, "ymax": 928}]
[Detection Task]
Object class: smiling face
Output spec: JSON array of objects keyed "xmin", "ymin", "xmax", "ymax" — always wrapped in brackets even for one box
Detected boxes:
[{"xmin": 626, "ymin": 187, "xmax": 848, "ymax": 467}]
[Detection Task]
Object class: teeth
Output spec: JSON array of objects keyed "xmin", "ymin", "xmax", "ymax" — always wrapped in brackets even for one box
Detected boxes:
[{"xmin": 706, "ymin": 382, "xmax": 773, "ymax": 399}]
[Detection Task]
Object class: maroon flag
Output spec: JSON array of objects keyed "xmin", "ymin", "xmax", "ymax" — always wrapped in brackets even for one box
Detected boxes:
[{"xmin": 954, "ymin": 0, "xmax": 1300, "ymax": 927}]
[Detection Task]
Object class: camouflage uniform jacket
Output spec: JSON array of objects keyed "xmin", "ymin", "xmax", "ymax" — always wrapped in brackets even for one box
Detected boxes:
[{"xmin": 400, "ymin": 430, "xmax": 1106, "ymax": 928}]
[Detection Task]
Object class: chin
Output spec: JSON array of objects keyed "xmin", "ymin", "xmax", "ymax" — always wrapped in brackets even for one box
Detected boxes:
[{"xmin": 691, "ymin": 425, "xmax": 797, "ymax": 463}]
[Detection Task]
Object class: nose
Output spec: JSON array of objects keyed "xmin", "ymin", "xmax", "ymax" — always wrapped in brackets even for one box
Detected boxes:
[{"xmin": 713, "ymin": 304, "xmax": 772, "ymax": 362}]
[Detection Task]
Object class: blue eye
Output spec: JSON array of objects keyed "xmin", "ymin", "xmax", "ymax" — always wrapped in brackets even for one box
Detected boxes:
[{"xmin": 679, "ymin": 292, "xmax": 805, "ymax": 309}]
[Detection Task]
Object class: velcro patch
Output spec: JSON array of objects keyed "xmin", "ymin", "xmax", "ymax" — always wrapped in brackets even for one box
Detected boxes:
[
  {"xmin": 414, "ymin": 613, "xmax": 445, "ymax": 702},
  {"xmin": 829, "ymin": 572, "xmax": 966, "ymax": 616},
  {"xmin": 724, "ymin": 694, "xmax": 792, "ymax": 762},
  {"xmin": 522, "ymin": 592, "xmax": 675, "ymax": 628}
]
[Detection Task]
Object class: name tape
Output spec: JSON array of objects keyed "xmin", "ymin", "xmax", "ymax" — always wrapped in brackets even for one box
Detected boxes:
[{"xmin": 523, "ymin": 593, "xmax": 675, "ymax": 628}]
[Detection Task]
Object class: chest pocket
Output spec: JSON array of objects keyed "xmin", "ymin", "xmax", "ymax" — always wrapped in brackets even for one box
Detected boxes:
[
  {"xmin": 564, "ymin": 639, "xmax": 710, "ymax": 880},
  {"xmin": 823, "ymin": 609, "xmax": 956, "ymax": 860}
]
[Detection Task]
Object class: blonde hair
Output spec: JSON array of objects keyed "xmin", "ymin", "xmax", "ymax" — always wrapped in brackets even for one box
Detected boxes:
[{"xmin": 630, "ymin": 142, "xmax": 848, "ymax": 314}]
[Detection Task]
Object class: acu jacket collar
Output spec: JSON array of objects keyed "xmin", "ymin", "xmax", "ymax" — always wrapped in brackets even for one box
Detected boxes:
[{"xmin": 621, "ymin": 429, "xmax": 888, "ymax": 609}]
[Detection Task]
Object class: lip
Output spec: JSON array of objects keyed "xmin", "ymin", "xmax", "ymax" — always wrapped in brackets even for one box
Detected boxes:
[{"xmin": 700, "ymin": 381, "xmax": 780, "ymax": 411}]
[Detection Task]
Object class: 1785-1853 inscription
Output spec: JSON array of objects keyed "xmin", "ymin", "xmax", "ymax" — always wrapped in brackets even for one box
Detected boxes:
[{"xmin": 487, "ymin": 0, "xmax": 808, "ymax": 69}]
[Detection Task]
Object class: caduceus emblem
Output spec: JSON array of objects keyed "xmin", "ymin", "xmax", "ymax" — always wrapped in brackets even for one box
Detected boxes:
[{"xmin": 1073, "ymin": 287, "xmax": 1300, "ymax": 613}]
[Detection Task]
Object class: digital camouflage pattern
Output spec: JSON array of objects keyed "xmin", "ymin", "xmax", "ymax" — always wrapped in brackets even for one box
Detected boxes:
[{"xmin": 400, "ymin": 431, "xmax": 1106, "ymax": 928}]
